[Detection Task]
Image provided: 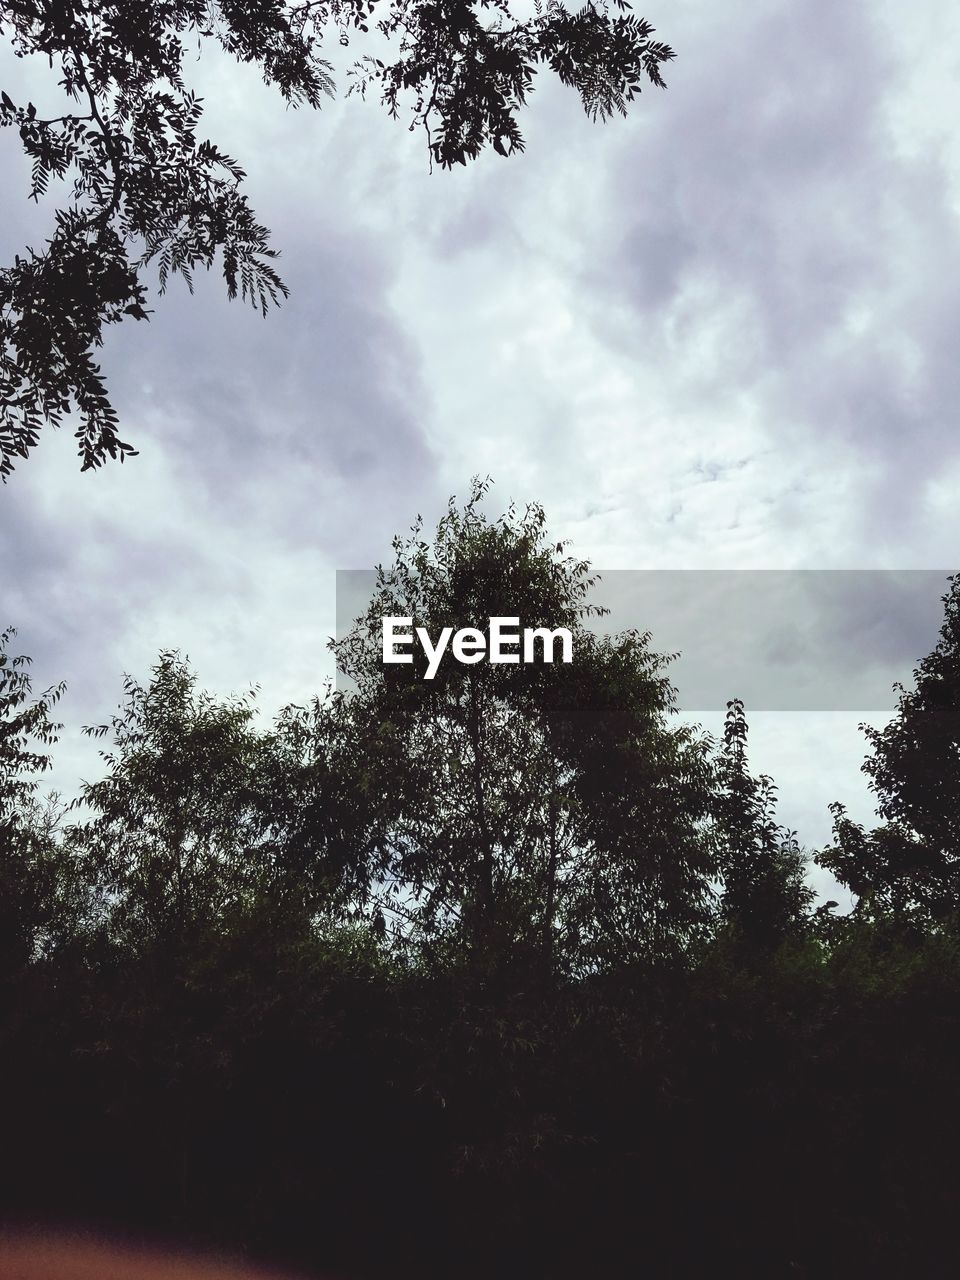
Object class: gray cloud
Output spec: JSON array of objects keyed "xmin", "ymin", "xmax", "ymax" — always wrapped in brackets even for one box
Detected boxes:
[
  {"xmin": 575, "ymin": 0, "xmax": 960, "ymax": 539},
  {"xmin": 4, "ymin": 4, "xmax": 960, "ymax": 892}
]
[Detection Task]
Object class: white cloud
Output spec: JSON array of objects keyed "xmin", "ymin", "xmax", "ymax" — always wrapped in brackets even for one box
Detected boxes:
[{"xmin": 4, "ymin": 0, "xmax": 959, "ymax": 899}]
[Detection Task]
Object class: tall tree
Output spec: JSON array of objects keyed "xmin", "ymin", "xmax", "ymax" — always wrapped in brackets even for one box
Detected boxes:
[
  {"xmin": 712, "ymin": 697, "xmax": 812, "ymax": 951},
  {"xmin": 0, "ymin": 625, "xmax": 69, "ymax": 976},
  {"xmin": 69, "ymin": 653, "xmax": 284, "ymax": 957},
  {"xmin": 332, "ymin": 478, "xmax": 717, "ymax": 976},
  {"xmin": 0, "ymin": 0, "xmax": 675, "ymax": 478},
  {"xmin": 819, "ymin": 575, "xmax": 960, "ymax": 921}
]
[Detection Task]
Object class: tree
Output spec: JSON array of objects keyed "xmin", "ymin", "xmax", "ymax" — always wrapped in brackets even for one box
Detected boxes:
[
  {"xmin": 0, "ymin": 0, "xmax": 675, "ymax": 479},
  {"xmin": 712, "ymin": 697, "xmax": 813, "ymax": 951},
  {"xmin": 262, "ymin": 680, "xmax": 391, "ymax": 917},
  {"xmin": 332, "ymin": 477, "xmax": 717, "ymax": 977},
  {"xmin": 69, "ymin": 653, "xmax": 283, "ymax": 957},
  {"xmin": 67, "ymin": 650, "xmax": 380, "ymax": 970},
  {"xmin": 0, "ymin": 625, "xmax": 70, "ymax": 976},
  {"xmin": 818, "ymin": 575, "xmax": 960, "ymax": 922}
]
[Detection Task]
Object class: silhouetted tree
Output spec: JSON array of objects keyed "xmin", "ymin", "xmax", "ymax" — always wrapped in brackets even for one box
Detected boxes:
[
  {"xmin": 819, "ymin": 574, "xmax": 960, "ymax": 922},
  {"xmin": 0, "ymin": 0, "xmax": 675, "ymax": 477},
  {"xmin": 69, "ymin": 653, "xmax": 286, "ymax": 958},
  {"xmin": 0, "ymin": 625, "xmax": 70, "ymax": 978},
  {"xmin": 332, "ymin": 477, "xmax": 717, "ymax": 976},
  {"xmin": 0, "ymin": 626, "xmax": 63, "ymax": 816},
  {"xmin": 263, "ymin": 681, "xmax": 392, "ymax": 917},
  {"xmin": 713, "ymin": 697, "xmax": 813, "ymax": 951},
  {"xmin": 6, "ymin": 549, "xmax": 960, "ymax": 1278},
  {"xmin": 66, "ymin": 650, "xmax": 387, "ymax": 979}
]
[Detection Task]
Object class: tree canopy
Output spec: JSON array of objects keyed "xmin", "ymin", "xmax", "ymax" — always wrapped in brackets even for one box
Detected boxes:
[
  {"xmin": 0, "ymin": 626, "xmax": 69, "ymax": 976},
  {"xmin": 818, "ymin": 574, "xmax": 960, "ymax": 925},
  {"xmin": 4, "ymin": 495, "xmax": 960, "ymax": 1277},
  {"xmin": 332, "ymin": 477, "xmax": 719, "ymax": 975},
  {"xmin": 0, "ymin": 0, "xmax": 675, "ymax": 479}
]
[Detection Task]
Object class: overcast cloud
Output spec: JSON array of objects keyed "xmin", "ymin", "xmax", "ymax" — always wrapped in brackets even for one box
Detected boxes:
[{"xmin": 3, "ymin": 0, "xmax": 960, "ymax": 903}]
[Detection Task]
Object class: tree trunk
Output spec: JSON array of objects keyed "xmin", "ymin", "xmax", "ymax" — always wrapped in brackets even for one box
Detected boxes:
[{"xmin": 467, "ymin": 675, "xmax": 495, "ymax": 934}]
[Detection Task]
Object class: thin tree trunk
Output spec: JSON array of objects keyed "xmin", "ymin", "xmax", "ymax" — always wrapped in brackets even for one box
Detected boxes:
[
  {"xmin": 468, "ymin": 675, "xmax": 494, "ymax": 932},
  {"xmin": 542, "ymin": 745, "xmax": 560, "ymax": 980}
]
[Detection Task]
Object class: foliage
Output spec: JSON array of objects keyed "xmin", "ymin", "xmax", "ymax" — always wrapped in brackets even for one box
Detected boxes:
[
  {"xmin": 712, "ymin": 696, "xmax": 814, "ymax": 951},
  {"xmin": 8, "ymin": 508, "xmax": 960, "ymax": 1277},
  {"xmin": 818, "ymin": 574, "xmax": 960, "ymax": 922},
  {"xmin": 0, "ymin": 624, "xmax": 63, "ymax": 819},
  {"xmin": 331, "ymin": 476, "xmax": 717, "ymax": 974},
  {"xmin": 0, "ymin": 625, "xmax": 70, "ymax": 975},
  {"xmin": 69, "ymin": 653, "xmax": 289, "ymax": 956},
  {"xmin": 0, "ymin": 0, "xmax": 674, "ymax": 477}
]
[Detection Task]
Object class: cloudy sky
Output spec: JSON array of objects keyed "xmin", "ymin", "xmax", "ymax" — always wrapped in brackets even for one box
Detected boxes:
[{"xmin": 3, "ymin": 0, "xmax": 960, "ymax": 901}]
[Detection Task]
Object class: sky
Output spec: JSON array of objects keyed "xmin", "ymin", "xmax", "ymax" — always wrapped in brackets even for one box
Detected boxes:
[{"xmin": 3, "ymin": 0, "xmax": 960, "ymax": 904}]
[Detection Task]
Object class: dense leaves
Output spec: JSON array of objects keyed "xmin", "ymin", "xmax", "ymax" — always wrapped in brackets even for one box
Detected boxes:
[
  {"xmin": 819, "ymin": 575, "xmax": 960, "ymax": 923},
  {"xmin": 0, "ymin": 626, "xmax": 70, "ymax": 976},
  {"xmin": 0, "ymin": 0, "xmax": 674, "ymax": 477},
  {"xmin": 714, "ymin": 696, "xmax": 813, "ymax": 950},
  {"xmin": 2, "ymin": 499, "xmax": 960, "ymax": 1277},
  {"xmin": 332, "ymin": 478, "xmax": 717, "ymax": 973}
]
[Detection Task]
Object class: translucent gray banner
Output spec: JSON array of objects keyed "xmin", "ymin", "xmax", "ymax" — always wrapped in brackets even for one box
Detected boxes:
[{"xmin": 335, "ymin": 569, "xmax": 954, "ymax": 711}]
